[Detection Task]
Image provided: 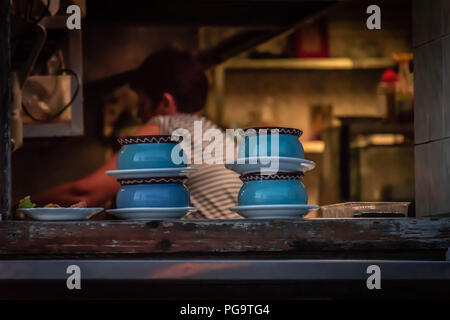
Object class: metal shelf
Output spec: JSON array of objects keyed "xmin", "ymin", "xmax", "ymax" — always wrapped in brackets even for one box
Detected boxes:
[
  {"xmin": 224, "ymin": 57, "xmax": 396, "ymax": 70},
  {"xmin": 212, "ymin": 57, "xmax": 396, "ymax": 126},
  {"xmin": 0, "ymin": 260, "xmax": 449, "ymax": 299},
  {"xmin": 1, "ymin": 260, "xmax": 449, "ymax": 281}
]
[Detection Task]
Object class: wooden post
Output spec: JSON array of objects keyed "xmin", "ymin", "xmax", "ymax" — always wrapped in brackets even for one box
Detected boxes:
[
  {"xmin": 413, "ymin": 0, "xmax": 450, "ymax": 216},
  {"xmin": 0, "ymin": 0, "xmax": 11, "ymax": 221}
]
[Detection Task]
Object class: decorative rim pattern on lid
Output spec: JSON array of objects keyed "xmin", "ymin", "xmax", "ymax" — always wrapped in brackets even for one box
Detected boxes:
[
  {"xmin": 240, "ymin": 172, "xmax": 304, "ymax": 182},
  {"xmin": 118, "ymin": 177, "xmax": 186, "ymax": 185},
  {"xmin": 118, "ymin": 135, "xmax": 181, "ymax": 145},
  {"xmin": 243, "ymin": 127, "xmax": 303, "ymax": 137}
]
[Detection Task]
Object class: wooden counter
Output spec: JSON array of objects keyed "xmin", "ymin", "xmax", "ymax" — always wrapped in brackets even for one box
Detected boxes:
[{"xmin": 1, "ymin": 218, "xmax": 449, "ymax": 260}]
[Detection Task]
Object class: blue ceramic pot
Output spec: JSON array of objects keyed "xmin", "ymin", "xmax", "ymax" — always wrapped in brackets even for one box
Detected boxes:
[
  {"xmin": 238, "ymin": 173, "xmax": 307, "ymax": 206},
  {"xmin": 116, "ymin": 178, "xmax": 190, "ymax": 208},
  {"xmin": 237, "ymin": 127, "xmax": 304, "ymax": 159},
  {"xmin": 117, "ymin": 135, "xmax": 187, "ymax": 170}
]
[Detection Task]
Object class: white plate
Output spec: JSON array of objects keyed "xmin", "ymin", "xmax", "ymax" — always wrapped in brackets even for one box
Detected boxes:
[
  {"xmin": 17, "ymin": 207, "xmax": 104, "ymax": 221},
  {"xmin": 106, "ymin": 167, "xmax": 196, "ymax": 179},
  {"xmin": 230, "ymin": 204, "xmax": 319, "ymax": 219},
  {"xmin": 106, "ymin": 207, "xmax": 196, "ymax": 220},
  {"xmin": 225, "ymin": 157, "xmax": 315, "ymax": 175}
]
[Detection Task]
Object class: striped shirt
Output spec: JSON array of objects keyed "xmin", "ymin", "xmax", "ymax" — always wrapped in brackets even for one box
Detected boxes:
[{"xmin": 150, "ymin": 114, "xmax": 242, "ymax": 219}]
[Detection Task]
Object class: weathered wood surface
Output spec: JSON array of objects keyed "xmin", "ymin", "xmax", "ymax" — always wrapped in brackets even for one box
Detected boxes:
[
  {"xmin": 0, "ymin": 0, "xmax": 11, "ymax": 220},
  {"xmin": 0, "ymin": 219, "xmax": 449, "ymax": 259}
]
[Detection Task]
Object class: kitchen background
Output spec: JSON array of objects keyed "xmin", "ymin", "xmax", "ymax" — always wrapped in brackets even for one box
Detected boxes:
[{"xmin": 11, "ymin": 0, "xmax": 414, "ymax": 213}]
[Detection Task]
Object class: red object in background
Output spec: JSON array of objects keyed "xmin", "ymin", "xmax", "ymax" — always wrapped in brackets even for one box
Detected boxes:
[
  {"xmin": 381, "ymin": 69, "xmax": 398, "ymax": 83},
  {"xmin": 293, "ymin": 18, "xmax": 329, "ymax": 58}
]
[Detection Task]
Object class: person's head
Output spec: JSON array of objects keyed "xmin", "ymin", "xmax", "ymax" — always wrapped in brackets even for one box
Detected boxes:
[{"xmin": 130, "ymin": 48, "xmax": 209, "ymax": 122}]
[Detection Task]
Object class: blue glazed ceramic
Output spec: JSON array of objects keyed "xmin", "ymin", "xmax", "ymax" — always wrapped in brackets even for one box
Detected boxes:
[
  {"xmin": 237, "ymin": 127, "xmax": 304, "ymax": 160},
  {"xmin": 238, "ymin": 173, "xmax": 308, "ymax": 206},
  {"xmin": 117, "ymin": 135, "xmax": 187, "ymax": 170},
  {"xmin": 116, "ymin": 178, "xmax": 190, "ymax": 208}
]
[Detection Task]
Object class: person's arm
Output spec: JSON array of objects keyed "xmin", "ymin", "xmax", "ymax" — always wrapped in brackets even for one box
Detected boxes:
[
  {"xmin": 32, "ymin": 154, "xmax": 119, "ymax": 207},
  {"xmin": 31, "ymin": 123, "xmax": 161, "ymax": 207}
]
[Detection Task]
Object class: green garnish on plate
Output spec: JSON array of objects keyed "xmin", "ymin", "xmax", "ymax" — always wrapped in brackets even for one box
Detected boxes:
[{"xmin": 18, "ymin": 196, "xmax": 36, "ymax": 209}]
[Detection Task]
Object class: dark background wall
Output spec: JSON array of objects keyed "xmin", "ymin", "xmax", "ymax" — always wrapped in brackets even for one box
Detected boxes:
[{"xmin": 11, "ymin": 24, "xmax": 198, "ymax": 203}]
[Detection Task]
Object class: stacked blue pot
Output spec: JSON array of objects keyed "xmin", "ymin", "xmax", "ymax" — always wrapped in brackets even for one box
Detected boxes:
[
  {"xmin": 105, "ymin": 135, "xmax": 195, "ymax": 220},
  {"xmin": 226, "ymin": 127, "xmax": 318, "ymax": 219}
]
